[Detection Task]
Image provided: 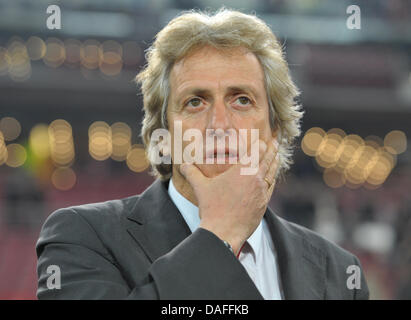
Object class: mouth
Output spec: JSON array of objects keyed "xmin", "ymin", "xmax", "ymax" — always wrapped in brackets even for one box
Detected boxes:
[{"xmin": 205, "ymin": 147, "xmax": 238, "ymax": 163}]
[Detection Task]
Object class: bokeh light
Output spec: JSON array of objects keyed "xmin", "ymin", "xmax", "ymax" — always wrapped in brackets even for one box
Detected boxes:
[
  {"xmin": 0, "ymin": 117, "xmax": 21, "ymax": 141},
  {"xmin": 384, "ymin": 130, "xmax": 407, "ymax": 155},
  {"xmin": 366, "ymin": 149, "xmax": 395, "ymax": 186},
  {"xmin": 0, "ymin": 131, "xmax": 7, "ymax": 165},
  {"xmin": 80, "ymin": 39, "xmax": 101, "ymax": 70},
  {"xmin": 301, "ymin": 127, "xmax": 325, "ymax": 157},
  {"xmin": 64, "ymin": 38, "xmax": 82, "ymax": 66},
  {"xmin": 315, "ymin": 131, "xmax": 344, "ymax": 168},
  {"xmin": 99, "ymin": 40, "xmax": 123, "ymax": 77},
  {"xmin": 100, "ymin": 40, "xmax": 122, "ymax": 56},
  {"xmin": 51, "ymin": 167, "xmax": 77, "ymax": 191},
  {"xmin": 99, "ymin": 51, "xmax": 122, "ymax": 76},
  {"xmin": 126, "ymin": 144, "xmax": 149, "ymax": 172},
  {"xmin": 302, "ymin": 127, "xmax": 405, "ymax": 188},
  {"xmin": 48, "ymin": 119, "xmax": 75, "ymax": 166},
  {"xmin": 5, "ymin": 143, "xmax": 27, "ymax": 167},
  {"xmin": 7, "ymin": 39, "xmax": 31, "ymax": 81},
  {"xmin": 43, "ymin": 37, "xmax": 66, "ymax": 68},
  {"xmin": 323, "ymin": 167, "xmax": 345, "ymax": 188},
  {"xmin": 334, "ymin": 135, "xmax": 361, "ymax": 173},
  {"xmin": 89, "ymin": 121, "xmax": 112, "ymax": 161},
  {"xmin": 26, "ymin": 36, "xmax": 46, "ymax": 61},
  {"xmin": 29, "ymin": 124, "xmax": 50, "ymax": 160},
  {"xmin": 111, "ymin": 122, "xmax": 131, "ymax": 161}
]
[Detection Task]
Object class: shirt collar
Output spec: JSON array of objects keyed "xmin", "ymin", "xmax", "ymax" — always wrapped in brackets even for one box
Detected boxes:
[
  {"xmin": 168, "ymin": 177, "xmax": 263, "ymax": 257},
  {"xmin": 246, "ymin": 219, "xmax": 263, "ymax": 259},
  {"xmin": 168, "ymin": 178, "xmax": 200, "ymax": 233}
]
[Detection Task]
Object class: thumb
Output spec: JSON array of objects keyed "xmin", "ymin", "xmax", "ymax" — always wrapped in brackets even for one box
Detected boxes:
[{"xmin": 179, "ymin": 163, "xmax": 205, "ymax": 186}]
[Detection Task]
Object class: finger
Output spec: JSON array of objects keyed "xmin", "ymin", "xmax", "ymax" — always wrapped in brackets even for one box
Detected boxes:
[
  {"xmin": 259, "ymin": 138, "xmax": 279, "ymax": 177},
  {"xmin": 265, "ymin": 154, "xmax": 279, "ymax": 196},
  {"xmin": 179, "ymin": 163, "xmax": 206, "ymax": 187},
  {"xmin": 266, "ymin": 177, "xmax": 276, "ymax": 200},
  {"xmin": 265, "ymin": 151, "xmax": 280, "ymax": 184},
  {"xmin": 258, "ymin": 140, "xmax": 268, "ymax": 164}
]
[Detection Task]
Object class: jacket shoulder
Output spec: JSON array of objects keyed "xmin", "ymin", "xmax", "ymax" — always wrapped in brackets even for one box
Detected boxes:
[
  {"xmin": 47, "ymin": 195, "xmax": 139, "ymax": 227},
  {"xmin": 36, "ymin": 195, "xmax": 140, "ymax": 254},
  {"xmin": 278, "ymin": 215, "xmax": 358, "ymax": 264},
  {"xmin": 276, "ymin": 214, "xmax": 369, "ymax": 299}
]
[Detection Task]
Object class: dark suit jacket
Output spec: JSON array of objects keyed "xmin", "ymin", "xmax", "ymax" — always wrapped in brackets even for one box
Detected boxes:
[{"xmin": 36, "ymin": 179, "xmax": 369, "ymax": 299}]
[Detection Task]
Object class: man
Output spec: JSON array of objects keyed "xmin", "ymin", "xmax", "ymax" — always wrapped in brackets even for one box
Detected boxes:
[{"xmin": 36, "ymin": 9, "xmax": 369, "ymax": 299}]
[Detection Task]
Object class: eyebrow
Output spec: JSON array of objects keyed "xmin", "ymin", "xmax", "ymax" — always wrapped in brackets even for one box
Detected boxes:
[
  {"xmin": 226, "ymin": 85, "xmax": 260, "ymax": 98},
  {"xmin": 176, "ymin": 85, "xmax": 260, "ymax": 102}
]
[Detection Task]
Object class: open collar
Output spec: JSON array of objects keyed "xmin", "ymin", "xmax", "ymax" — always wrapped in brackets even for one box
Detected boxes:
[{"xmin": 126, "ymin": 178, "xmax": 327, "ymax": 299}]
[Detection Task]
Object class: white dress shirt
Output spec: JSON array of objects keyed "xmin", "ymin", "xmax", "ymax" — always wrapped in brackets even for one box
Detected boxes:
[{"xmin": 168, "ymin": 178, "xmax": 283, "ymax": 300}]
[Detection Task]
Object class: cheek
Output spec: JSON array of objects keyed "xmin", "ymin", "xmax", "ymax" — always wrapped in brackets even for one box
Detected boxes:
[
  {"xmin": 259, "ymin": 119, "xmax": 273, "ymax": 141},
  {"xmin": 232, "ymin": 113, "xmax": 272, "ymax": 142}
]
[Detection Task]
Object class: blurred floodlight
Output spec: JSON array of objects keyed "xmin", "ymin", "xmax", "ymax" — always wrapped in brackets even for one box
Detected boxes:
[
  {"xmin": 89, "ymin": 121, "xmax": 112, "ymax": 161},
  {"xmin": 323, "ymin": 168, "xmax": 345, "ymax": 188},
  {"xmin": 5, "ymin": 143, "xmax": 26, "ymax": 167},
  {"xmin": 353, "ymin": 222, "xmax": 395, "ymax": 255},
  {"xmin": 384, "ymin": 130, "xmax": 407, "ymax": 155},
  {"xmin": 327, "ymin": 128, "xmax": 346, "ymax": 138},
  {"xmin": 316, "ymin": 132, "xmax": 344, "ymax": 168},
  {"xmin": 0, "ymin": 131, "xmax": 7, "ymax": 165},
  {"xmin": 301, "ymin": 127, "xmax": 325, "ymax": 156},
  {"xmin": 335, "ymin": 135, "xmax": 363, "ymax": 172},
  {"xmin": 63, "ymin": 11, "xmax": 134, "ymax": 38},
  {"xmin": 29, "ymin": 124, "xmax": 50, "ymax": 160},
  {"xmin": 99, "ymin": 52, "xmax": 122, "ymax": 76},
  {"xmin": 26, "ymin": 36, "xmax": 46, "ymax": 61},
  {"xmin": 44, "ymin": 38, "xmax": 66, "ymax": 68},
  {"xmin": 365, "ymin": 135, "xmax": 383, "ymax": 148},
  {"xmin": 111, "ymin": 122, "xmax": 131, "ymax": 161},
  {"xmin": 51, "ymin": 167, "xmax": 77, "ymax": 191},
  {"xmin": 100, "ymin": 40, "xmax": 122, "ymax": 56},
  {"xmin": 366, "ymin": 149, "xmax": 395, "ymax": 186},
  {"xmin": 303, "ymin": 127, "xmax": 400, "ymax": 188},
  {"xmin": 64, "ymin": 39, "xmax": 82, "ymax": 66},
  {"xmin": 7, "ymin": 39, "xmax": 31, "ymax": 81},
  {"xmin": 126, "ymin": 144, "xmax": 149, "ymax": 172},
  {"xmin": 0, "ymin": 117, "xmax": 21, "ymax": 141},
  {"xmin": 48, "ymin": 119, "xmax": 75, "ymax": 166},
  {"xmin": 81, "ymin": 40, "xmax": 101, "ymax": 70}
]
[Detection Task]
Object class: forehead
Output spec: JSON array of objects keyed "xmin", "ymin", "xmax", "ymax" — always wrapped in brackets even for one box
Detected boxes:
[{"xmin": 169, "ymin": 46, "xmax": 266, "ymax": 95}]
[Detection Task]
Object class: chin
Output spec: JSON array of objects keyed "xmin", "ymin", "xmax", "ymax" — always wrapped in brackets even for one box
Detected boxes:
[{"xmin": 196, "ymin": 163, "xmax": 233, "ymax": 178}]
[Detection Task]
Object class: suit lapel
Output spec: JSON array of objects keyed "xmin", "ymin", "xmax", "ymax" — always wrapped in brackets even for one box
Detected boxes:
[
  {"xmin": 264, "ymin": 208, "xmax": 327, "ymax": 299},
  {"xmin": 126, "ymin": 179, "xmax": 192, "ymax": 263},
  {"xmin": 126, "ymin": 178, "xmax": 327, "ymax": 299}
]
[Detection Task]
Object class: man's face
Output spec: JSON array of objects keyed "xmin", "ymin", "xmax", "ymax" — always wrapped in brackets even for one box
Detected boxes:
[{"xmin": 167, "ymin": 45, "xmax": 273, "ymax": 178}]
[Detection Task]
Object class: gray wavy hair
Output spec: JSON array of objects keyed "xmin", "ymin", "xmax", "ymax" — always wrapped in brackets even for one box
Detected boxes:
[{"xmin": 135, "ymin": 8, "xmax": 304, "ymax": 180}]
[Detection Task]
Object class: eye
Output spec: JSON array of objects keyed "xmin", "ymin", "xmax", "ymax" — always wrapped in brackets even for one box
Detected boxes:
[
  {"xmin": 186, "ymin": 97, "xmax": 203, "ymax": 108},
  {"xmin": 234, "ymin": 96, "xmax": 252, "ymax": 107}
]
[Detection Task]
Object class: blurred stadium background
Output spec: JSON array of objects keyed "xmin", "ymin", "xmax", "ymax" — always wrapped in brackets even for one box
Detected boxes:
[{"xmin": 0, "ymin": 0, "xmax": 410, "ymax": 299}]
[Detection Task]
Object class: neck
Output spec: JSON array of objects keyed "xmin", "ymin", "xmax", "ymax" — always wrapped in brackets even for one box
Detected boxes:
[{"xmin": 171, "ymin": 166, "xmax": 199, "ymax": 207}]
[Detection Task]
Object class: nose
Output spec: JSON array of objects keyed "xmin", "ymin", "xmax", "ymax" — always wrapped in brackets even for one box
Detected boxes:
[{"xmin": 207, "ymin": 97, "xmax": 232, "ymax": 132}]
